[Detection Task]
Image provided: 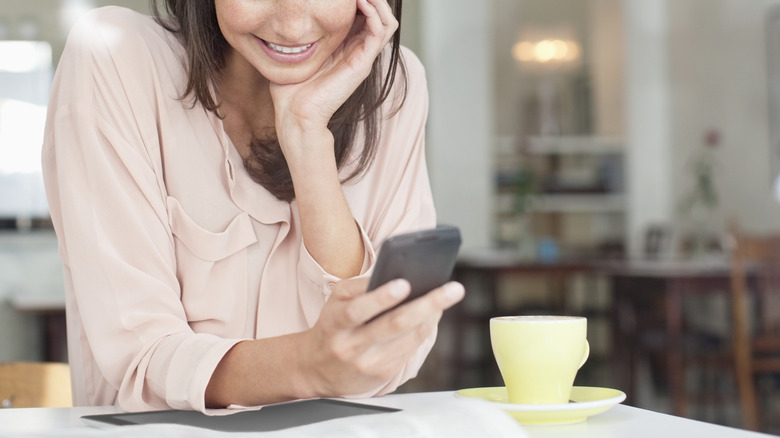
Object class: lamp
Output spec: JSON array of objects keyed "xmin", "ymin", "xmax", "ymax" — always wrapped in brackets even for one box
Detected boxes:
[
  {"xmin": 512, "ymin": 38, "xmax": 581, "ymax": 65},
  {"xmin": 512, "ymin": 29, "xmax": 582, "ymax": 136}
]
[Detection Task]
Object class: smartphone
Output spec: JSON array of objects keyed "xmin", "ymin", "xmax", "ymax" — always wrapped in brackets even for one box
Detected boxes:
[{"xmin": 368, "ymin": 225, "xmax": 462, "ymax": 306}]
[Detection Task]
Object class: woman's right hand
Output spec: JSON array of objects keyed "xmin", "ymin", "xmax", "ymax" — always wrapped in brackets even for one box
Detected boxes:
[{"xmin": 298, "ymin": 277, "xmax": 465, "ymax": 398}]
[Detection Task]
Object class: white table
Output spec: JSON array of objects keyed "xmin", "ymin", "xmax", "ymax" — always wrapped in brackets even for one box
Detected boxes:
[{"xmin": 0, "ymin": 392, "xmax": 774, "ymax": 437}]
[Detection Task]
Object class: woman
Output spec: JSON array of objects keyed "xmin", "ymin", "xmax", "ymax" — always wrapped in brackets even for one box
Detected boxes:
[{"xmin": 41, "ymin": 0, "xmax": 463, "ymax": 412}]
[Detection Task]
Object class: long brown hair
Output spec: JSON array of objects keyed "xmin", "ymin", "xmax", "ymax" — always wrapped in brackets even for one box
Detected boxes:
[{"xmin": 151, "ymin": 1, "xmax": 407, "ymax": 201}]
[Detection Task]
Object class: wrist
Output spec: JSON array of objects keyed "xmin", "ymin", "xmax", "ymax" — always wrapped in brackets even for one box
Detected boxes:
[
  {"xmin": 275, "ymin": 106, "xmax": 333, "ymax": 145},
  {"xmin": 284, "ymin": 136, "xmax": 340, "ymax": 188},
  {"xmin": 279, "ymin": 126, "xmax": 335, "ymax": 166},
  {"xmin": 292, "ymin": 328, "xmax": 329, "ymax": 399}
]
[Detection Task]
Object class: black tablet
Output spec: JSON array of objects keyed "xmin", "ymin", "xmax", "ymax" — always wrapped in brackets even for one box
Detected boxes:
[{"xmin": 82, "ymin": 399, "xmax": 399, "ymax": 432}]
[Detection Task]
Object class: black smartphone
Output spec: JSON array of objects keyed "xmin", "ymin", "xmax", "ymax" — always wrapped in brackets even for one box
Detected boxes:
[{"xmin": 367, "ymin": 225, "xmax": 462, "ymax": 305}]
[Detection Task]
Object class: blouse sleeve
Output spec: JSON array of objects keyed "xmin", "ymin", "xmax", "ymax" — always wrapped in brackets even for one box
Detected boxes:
[{"xmin": 42, "ymin": 8, "xmax": 243, "ymax": 412}]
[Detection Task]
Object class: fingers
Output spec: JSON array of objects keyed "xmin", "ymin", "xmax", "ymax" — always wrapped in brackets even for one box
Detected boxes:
[
  {"xmin": 333, "ymin": 308, "xmax": 441, "ymax": 385},
  {"xmin": 361, "ymin": 0, "xmax": 397, "ymax": 33},
  {"xmin": 306, "ymin": 280, "xmax": 464, "ymax": 396},
  {"xmin": 408, "ymin": 281, "xmax": 465, "ymax": 315},
  {"xmin": 355, "ymin": 324, "xmax": 433, "ymax": 381},
  {"xmin": 329, "ymin": 278, "xmax": 412, "ymax": 329},
  {"xmin": 355, "ymin": 0, "xmax": 398, "ymax": 52},
  {"xmin": 347, "ymin": 283, "xmax": 464, "ymax": 377},
  {"xmin": 360, "ymin": 281, "xmax": 465, "ymax": 342}
]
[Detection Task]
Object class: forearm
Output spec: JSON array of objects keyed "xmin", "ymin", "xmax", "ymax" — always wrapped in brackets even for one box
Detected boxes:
[
  {"xmin": 283, "ymin": 127, "xmax": 364, "ymax": 278},
  {"xmin": 205, "ymin": 333, "xmax": 316, "ymax": 408},
  {"xmin": 205, "ymin": 277, "xmax": 464, "ymax": 408}
]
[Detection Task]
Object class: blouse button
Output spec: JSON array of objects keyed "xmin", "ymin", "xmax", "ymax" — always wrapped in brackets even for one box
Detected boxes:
[{"xmin": 324, "ymin": 282, "xmax": 336, "ymax": 299}]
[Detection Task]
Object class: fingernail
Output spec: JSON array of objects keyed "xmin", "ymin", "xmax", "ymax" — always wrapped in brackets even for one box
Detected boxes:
[
  {"xmin": 444, "ymin": 283, "xmax": 465, "ymax": 301},
  {"xmin": 389, "ymin": 279, "xmax": 410, "ymax": 298},
  {"xmin": 444, "ymin": 282, "xmax": 466, "ymax": 301}
]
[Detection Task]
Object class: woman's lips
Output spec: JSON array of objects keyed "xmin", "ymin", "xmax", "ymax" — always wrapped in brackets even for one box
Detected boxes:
[
  {"xmin": 257, "ymin": 38, "xmax": 318, "ymax": 64},
  {"xmin": 266, "ymin": 41, "xmax": 313, "ymax": 54}
]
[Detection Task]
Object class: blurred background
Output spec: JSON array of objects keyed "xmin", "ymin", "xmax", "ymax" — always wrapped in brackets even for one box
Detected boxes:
[{"xmin": 1, "ymin": 0, "xmax": 780, "ymax": 433}]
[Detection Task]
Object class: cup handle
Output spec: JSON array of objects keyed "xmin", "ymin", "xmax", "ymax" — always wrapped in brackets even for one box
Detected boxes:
[{"xmin": 578, "ymin": 340, "xmax": 590, "ymax": 369}]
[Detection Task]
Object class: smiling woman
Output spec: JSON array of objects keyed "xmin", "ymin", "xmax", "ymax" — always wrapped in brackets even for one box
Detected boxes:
[{"xmin": 41, "ymin": 0, "xmax": 463, "ymax": 414}]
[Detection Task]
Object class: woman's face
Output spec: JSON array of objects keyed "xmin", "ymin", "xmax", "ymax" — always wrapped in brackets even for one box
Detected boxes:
[{"xmin": 215, "ymin": 0, "xmax": 358, "ymax": 85}]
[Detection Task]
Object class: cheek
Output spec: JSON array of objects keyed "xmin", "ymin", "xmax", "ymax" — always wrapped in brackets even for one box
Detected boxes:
[
  {"xmin": 320, "ymin": 3, "xmax": 358, "ymax": 38},
  {"xmin": 215, "ymin": 0, "xmax": 263, "ymax": 37}
]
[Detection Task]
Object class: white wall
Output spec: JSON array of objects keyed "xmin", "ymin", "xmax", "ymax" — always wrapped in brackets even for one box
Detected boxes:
[
  {"xmin": 623, "ymin": 0, "xmax": 675, "ymax": 256},
  {"xmin": 419, "ymin": 1, "xmax": 494, "ymax": 250},
  {"xmin": 668, "ymin": 0, "xmax": 780, "ymax": 234},
  {"xmin": 622, "ymin": 0, "xmax": 780, "ymax": 256}
]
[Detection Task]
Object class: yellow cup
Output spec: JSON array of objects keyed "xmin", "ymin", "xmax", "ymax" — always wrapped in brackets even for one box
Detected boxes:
[{"xmin": 490, "ymin": 315, "xmax": 589, "ymax": 404}]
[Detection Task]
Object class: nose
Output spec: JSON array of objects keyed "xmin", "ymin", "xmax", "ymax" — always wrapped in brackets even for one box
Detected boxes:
[{"xmin": 269, "ymin": 0, "xmax": 314, "ymax": 44}]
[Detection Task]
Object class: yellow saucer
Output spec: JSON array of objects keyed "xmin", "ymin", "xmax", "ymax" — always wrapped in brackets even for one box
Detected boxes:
[{"xmin": 454, "ymin": 386, "xmax": 626, "ymax": 426}]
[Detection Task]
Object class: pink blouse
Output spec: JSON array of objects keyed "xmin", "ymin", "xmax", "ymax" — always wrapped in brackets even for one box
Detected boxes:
[{"xmin": 42, "ymin": 7, "xmax": 436, "ymax": 413}]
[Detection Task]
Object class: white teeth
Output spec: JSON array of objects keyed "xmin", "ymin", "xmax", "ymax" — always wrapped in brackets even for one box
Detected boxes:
[{"xmin": 266, "ymin": 41, "xmax": 312, "ymax": 54}]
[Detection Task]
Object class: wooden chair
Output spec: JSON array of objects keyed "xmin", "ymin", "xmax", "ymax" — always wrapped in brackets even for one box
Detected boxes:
[
  {"xmin": 728, "ymin": 222, "xmax": 780, "ymax": 431},
  {"xmin": 0, "ymin": 362, "xmax": 72, "ymax": 408}
]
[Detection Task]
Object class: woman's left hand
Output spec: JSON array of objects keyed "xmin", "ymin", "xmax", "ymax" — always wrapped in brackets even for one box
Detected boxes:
[{"xmin": 270, "ymin": 0, "xmax": 398, "ymax": 137}]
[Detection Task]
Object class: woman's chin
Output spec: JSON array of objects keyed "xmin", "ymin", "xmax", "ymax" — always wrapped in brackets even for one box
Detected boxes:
[
  {"xmin": 264, "ymin": 67, "xmax": 320, "ymax": 87},
  {"xmin": 269, "ymin": 77, "xmax": 309, "ymax": 86}
]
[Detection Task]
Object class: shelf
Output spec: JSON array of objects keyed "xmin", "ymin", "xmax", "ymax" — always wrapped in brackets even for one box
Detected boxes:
[
  {"xmin": 496, "ymin": 135, "xmax": 624, "ymax": 156},
  {"xmin": 493, "ymin": 136, "xmax": 627, "ymax": 251},
  {"xmin": 530, "ymin": 194, "xmax": 626, "ymax": 213},
  {"xmin": 495, "ymin": 194, "xmax": 625, "ymax": 215},
  {"xmin": 525, "ymin": 136, "xmax": 624, "ymax": 154}
]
